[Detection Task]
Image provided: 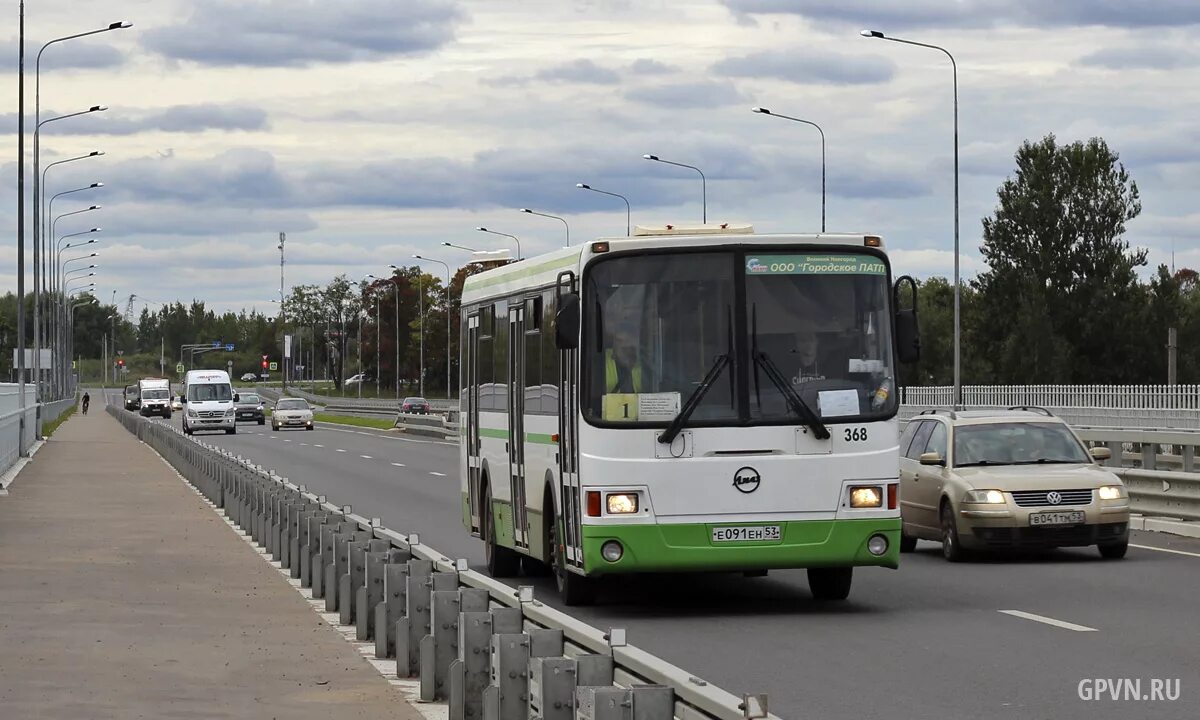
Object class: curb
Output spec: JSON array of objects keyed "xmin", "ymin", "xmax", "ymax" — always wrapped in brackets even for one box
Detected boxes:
[
  {"xmin": 1129, "ymin": 514, "xmax": 1200, "ymax": 540},
  {"xmin": 0, "ymin": 439, "xmax": 46, "ymax": 495}
]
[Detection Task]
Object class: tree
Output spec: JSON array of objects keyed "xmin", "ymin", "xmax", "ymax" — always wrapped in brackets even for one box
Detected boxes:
[{"xmin": 973, "ymin": 134, "xmax": 1145, "ymax": 383}]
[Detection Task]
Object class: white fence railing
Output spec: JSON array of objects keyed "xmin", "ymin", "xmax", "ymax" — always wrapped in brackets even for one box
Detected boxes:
[
  {"xmin": 901, "ymin": 385, "xmax": 1200, "ymax": 430},
  {"xmin": 0, "ymin": 385, "xmax": 80, "ymax": 483}
]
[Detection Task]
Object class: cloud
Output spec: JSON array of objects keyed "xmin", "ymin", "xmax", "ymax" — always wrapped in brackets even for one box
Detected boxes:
[
  {"xmin": 629, "ymin": 58, "xmax": 677, "ymax": 75},
  {"xmin": 142, "ymin": 0, "xmax": 462, "ymax": 67},
  {"xmin": 625, "ymin": 80, "xmax": 748, "ymax": 108},
  {"xmin": 720, "ymin": 0, "xmax": 1200, "ymax": 29},
  {"xmin": 5, "ymin": 39, "xmax": 126, "ymax": 70},
  {"xmin": 1079, "ymin": 46, "xmax": 1200, "ymax": 70},
  {"xmin": 713, "ymin": 49, "xmax": 894, "ymax": 85},
  {"xmin": 26, "ymin": 104, "xmax": 270, "ymax": 136},
  {"xmin": 94, "ymin": 148, "xmax": 292, "ymax": 207},
  {"xmin": 534, "ymin": 59, "xmax": 621, "ymax": 84}
]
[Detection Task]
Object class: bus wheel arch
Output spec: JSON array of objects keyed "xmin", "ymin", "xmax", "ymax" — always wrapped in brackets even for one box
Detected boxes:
[{"xmin": 480, "ymin": 470, "xmax": 520, "ymax": 577}]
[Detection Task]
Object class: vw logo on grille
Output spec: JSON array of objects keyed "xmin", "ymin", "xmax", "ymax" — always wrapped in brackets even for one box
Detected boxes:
[{"xmin": 1046, "ymin": 491, "xmax": 1063, "ymax": 505}]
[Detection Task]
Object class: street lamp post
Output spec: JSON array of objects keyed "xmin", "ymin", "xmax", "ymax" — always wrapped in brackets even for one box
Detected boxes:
[
  {"xmin": 48, "ymin": 205, "xmax": 99, "ymax": 395},
  {"xmin": 643, "ymin": 154, "xmax": 707, "ymax": 223},
  {"xmin": 751, "ymin": 107, "xmax": 826, "ymax": 232},
  {"xmin": 413, "ymin": 255, "xmax": 452, "ymax": 400},
  {"xmin": 519, "ymin": 208, "xmax": 570, "ymax": 247},
  {"xmin": 576, "ymin": 183, "xmax": 631, "ymax": 236},
  {"xmin": 861, "ymin": 29, "xmax": 961, "ymax": 408},
  {"xmin": 46, "ymin": 183, "xmax": 102, "ymax": 394},
  {"xmin": 364, "ymin": 277, "xmax": 382, "ymax": 397},
  {"xmin": 476, "ymin": 227, "xmax": 522, "ymax": 259},
  {"xmin": 389, "ymin": 264, "xmax": 415, "ymax": 396}
]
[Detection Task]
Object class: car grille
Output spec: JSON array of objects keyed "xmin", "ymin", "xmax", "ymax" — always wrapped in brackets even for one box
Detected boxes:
[
  {"xmin": 199, "ymin": 410, "xmax": 223, "ymax": 418},
  {"xmin": 972, "ymin": 523, "xmax": 1126, "ymax": 548},
  {"xmin": 1010, "ymin": 489, "xmax": 1093, "ymax": 507}
]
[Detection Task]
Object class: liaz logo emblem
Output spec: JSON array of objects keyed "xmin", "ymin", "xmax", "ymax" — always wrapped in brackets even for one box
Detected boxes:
[
  {"xmin": 733, "ymin": 466, "xmax": 761, "ymax": 494},
  {"xmin": 746, "ymin": 257, "xmax": 768, "ymax": 273},
  {"xmin": 1046, "ymin": 491, "xmax": 1062, "ymax": 505}
]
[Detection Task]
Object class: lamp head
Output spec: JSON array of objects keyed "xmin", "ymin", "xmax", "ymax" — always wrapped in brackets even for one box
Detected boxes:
[
  {"xmin": 90, "ymin": 151, "xmax": 104, "ymax": 157},
  {"xmin": 91, "ymin": 182, "xmax": 104, "ymax": 188},
  {"xmin": 519, "ymin": 208, "xmax": 532, "ymax": 214},
  {"xmin": 110, "ymin": 21, "xmax": 134, "ymax": 29},
  {"xmin": 576, "ymin": 183, "xmax": 590, "ymax": 189},
  {"xmin": 643, "ymin": 154, "xmax": 658, "ymax": 161},
  {"xmin": 388, "ymin": 264, "xmax": 399, "ymax": 269},
  {"xmin": 476, "ymin": 226, "xmax": 488, "ymax": 232},
  {"xmin": 861, "ymin": 29, "xmax": 884, "ymax": 38},
  {"xmin": 752, "ymin": 107, "xmax": 771, "ymax": 114},
  {"xmin": 90, "ymin": 105, "xmax": 108, "ymax": 113}
]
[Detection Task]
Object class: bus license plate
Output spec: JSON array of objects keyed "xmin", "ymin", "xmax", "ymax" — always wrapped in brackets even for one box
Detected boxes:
[
  {"xmin": 712, "ymin": 525, "xmax": 781, "ymax": 543},
  {"xmin": 1029, "ymin": 511, "xmax": 1085, "ymax": 526}
]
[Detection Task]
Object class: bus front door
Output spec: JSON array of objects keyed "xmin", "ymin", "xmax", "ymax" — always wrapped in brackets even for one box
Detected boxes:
[
  {"xmin": 466, "ymin": 314, "xmax": 482, "ymax": 536},
  {"xmin": 507, "ymin": 306, "xmax": 529, "ymax": 549},
  {"xmin": 555, "ymin": 274, "xmax": 584, "ymax": 570}
]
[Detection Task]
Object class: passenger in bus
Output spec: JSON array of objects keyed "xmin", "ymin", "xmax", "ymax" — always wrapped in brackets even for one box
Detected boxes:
[{"xmin": 605, "ymin": 323, "xmax": 646, "ymax": 394}]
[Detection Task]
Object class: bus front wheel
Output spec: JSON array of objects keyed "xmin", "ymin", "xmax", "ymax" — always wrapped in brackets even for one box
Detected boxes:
[
  {"xmin": 807, "ymin": 567, "xmax": 852, "ymax": 601},
  {"xmin": 548, "ymin": 519, "xmax": 595, "ymax": 606}
]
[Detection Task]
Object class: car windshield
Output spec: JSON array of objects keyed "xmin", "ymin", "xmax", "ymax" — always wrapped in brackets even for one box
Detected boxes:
[
  {"xmin": 142, "ymin": 389, "xmax": 169, "ymax": 400},
  {"xmin": 953, "ymin": 422, "xmax": 1091, "ymax": 466},
  {"xmin": 187, "ymin": 383, "xmax": 233, "ymax": 402},
  {"xmin": 582, "ymin": 249, "xmax": 896, "ymax": 427},
  {"xmin": 276, "ymin": 399, "xmax": 308, "ymax": 410},
  {"xmin": 403, "ymin": 397, "xmax": 426, "ymax": 404},
  {"xmin": 239, "ymin": 394, "xmax": 260, "ymax": 404}
]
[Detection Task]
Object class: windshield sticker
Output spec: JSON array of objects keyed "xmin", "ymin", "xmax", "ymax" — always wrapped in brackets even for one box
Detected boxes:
[
  {"xmin": 817, "ymin": 389, "xmax": 860, "ymax": 418},
  {"xmin": 601, "ymin": 392, "xmax": 681, "ymax": 422},
  {"xmin": 745, "ymin": 255, "xmax": 886, "ymax": 276}
]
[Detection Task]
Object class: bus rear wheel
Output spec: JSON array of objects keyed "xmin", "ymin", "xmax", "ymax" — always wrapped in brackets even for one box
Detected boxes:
[
  {"xmin": 482, "ymin": 484, "xmax": 520, "ymax": 578},
  {"xmin": 807, "ymin": 567, "xmax": 853, "ymax": 601}
]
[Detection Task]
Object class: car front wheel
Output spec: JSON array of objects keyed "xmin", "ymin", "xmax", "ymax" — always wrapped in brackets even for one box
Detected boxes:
[
  {"xmin": 941, "ymin": 504, "xmax": 969, "ymax": 562},
  {"xmin": 1098, "ymin": 539, "xmax": 1128, "ymax": 559}
]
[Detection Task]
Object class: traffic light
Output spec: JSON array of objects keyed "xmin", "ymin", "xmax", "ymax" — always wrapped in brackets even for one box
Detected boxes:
[
  {"xmin": 116, "ymin": 358, "xmax": 125, "ymax": 368},
  {"xmin": 261, "ymin": 355, "xmax": 269, "ymax": 370}
]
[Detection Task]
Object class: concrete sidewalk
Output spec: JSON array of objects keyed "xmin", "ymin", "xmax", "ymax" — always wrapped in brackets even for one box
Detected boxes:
[{"xmin": 0, "ymin": 409, "xmax": 421, "ymax": 719}]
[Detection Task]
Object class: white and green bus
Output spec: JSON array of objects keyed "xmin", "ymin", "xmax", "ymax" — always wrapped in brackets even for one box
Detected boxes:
[{"xmin": 459, "ymin": 225, "xmax": 920, "ymax": 604}]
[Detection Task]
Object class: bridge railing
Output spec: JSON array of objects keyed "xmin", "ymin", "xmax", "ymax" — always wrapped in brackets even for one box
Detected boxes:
[{"xmin": 106, "ymin": 405, "xmax": 778, "ymax": 720}]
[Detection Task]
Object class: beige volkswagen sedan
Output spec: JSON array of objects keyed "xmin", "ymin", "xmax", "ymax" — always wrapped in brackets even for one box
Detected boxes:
[{"xmin": 898, "ymin": 408, "xmax": 1129, "ymax": 561}]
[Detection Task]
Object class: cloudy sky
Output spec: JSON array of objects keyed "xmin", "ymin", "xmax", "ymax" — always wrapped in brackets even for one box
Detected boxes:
[{"xmin": 3, "ymin": 0, "xmax": 1197, "ymax": 314}]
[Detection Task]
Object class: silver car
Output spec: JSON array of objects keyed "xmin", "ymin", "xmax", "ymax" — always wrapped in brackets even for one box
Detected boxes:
[{"xmin": 271, "ymin": 398, "xmax": 314, "ymax": 431}]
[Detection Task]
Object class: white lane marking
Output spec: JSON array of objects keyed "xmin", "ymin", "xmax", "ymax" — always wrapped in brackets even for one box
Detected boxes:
[
  {"xmin": 361, "ymin": 455, "xmax": 373, "ymax": 459},
  {"xmin": 284, "ymin": 439, "xmax": 292, "ymax": 443},
  {"xmin": 391, "ymin": 462, "xmax": 405, "ymax": 467},
  {"xmin": 430, "ymin": 471, "xmax": 446, "ymax": 477},
  {"xmin": 299, "ymin": 442, "xmax": 309, "ymax": 446},
  {"xmin": 314, "ymin": 423, "xmax": 454, "ymax": 445},
  {"xmin": 998, "ymin": 610, "xmax": 1097, "ymax": 632},
  {"xmin": 1131, "ymin": 543, "xmax": 1200, "ymax": 558},
  {"xmin": 336, "ymin": 449, "xmax": 347, "ymax": 453},
  {"xmin": 314, "ymin": 444, "xmax": 324, "ymax": 448}
]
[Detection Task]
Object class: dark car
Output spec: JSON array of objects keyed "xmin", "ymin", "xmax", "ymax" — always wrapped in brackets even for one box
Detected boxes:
[
  {"xmin": 124, "ymin": 385, "xmax": 140, "ymax": 411},
  {"xmin": 235, "ymin": 393, "xmax": 267, "ymax": 425},
  {"xmin": 401, "ymin": 396, "xmax": 431, "ymax": 414}
]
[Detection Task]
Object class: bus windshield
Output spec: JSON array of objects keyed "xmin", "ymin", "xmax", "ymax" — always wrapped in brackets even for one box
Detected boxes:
[
  {"xmin": 582, "ymin": 249, "xmax": 896, "ymax": 427},
  {"xmin": 187, "ymin": 383, "xmax": 233, "ymax": 402}
]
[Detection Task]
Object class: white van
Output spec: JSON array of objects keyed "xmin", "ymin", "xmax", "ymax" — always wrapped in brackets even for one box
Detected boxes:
[
  {"xmin": 181, "ymin": 369, "xmax": 238, "ymax": 435},
  {"xmin": 138, "ymin": 378, "xmax": 173, "ymax": 418}
]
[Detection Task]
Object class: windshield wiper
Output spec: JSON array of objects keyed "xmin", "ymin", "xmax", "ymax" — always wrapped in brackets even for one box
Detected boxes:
[
  {"xmin": 753, "ymin": 351, "xmax": 830, "ymax": 440},
  {"xmin": 657, "ymin": 354, "xmax": 730, "ymax": 446}
]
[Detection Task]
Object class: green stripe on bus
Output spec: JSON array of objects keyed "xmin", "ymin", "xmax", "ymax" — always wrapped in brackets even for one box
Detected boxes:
[
  {"xmin": 479, "ymin": 427, "xmax": 509, "ymax": 439},
  {"xmin": 465, "ymin": 254, "xmax": 578, "ymax": 292},
  {"xmin": 477, "ymin": 427, "xmax": 557, "ymax": 445}
]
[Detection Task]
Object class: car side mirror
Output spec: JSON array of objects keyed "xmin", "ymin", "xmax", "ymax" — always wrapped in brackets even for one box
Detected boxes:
[
  {"xmin": 555, "ymin": 293, "xmax": 580, "ymax": 350},
  {"xmin": 1090, "ymin": 446, "xmax": 1112, "ymax": 461},
  {"xmin": 919, "ymin": 451, "xmax": 945, "ymax": 466}
]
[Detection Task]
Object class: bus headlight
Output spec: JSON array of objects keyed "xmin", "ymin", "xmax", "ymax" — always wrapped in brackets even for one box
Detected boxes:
[
  {"xmin": 606, "ymin": 493, "xmax": 638, "ymax": 514},
  {"xmin": 601, "ymin": 541, "xmax": 624, "ymax": 562},
  {"xmin": 1098, "ymin": 485, "xmax": 1125, "ymax": 500},
  {"xmin": 849, "ymin": 486, "xmax": 883, "ymax": 508},
  {"xmin": 964, "ymin": 489, "xmax": 1005, "ymax": 504},
  {"xmin": 867, "ymin": 534, "xmax": 889, "ymax": 556}
]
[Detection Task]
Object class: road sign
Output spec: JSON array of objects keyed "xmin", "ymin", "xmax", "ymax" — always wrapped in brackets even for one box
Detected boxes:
[
  {"xmin": 211, "ymin": 340, "xmax": 221, "ymax": 348},
  {"xmin": 269, "ymin": 362, "xmax": 278, "ymax": 371},
  {"xmin": 224, "ymin": 343, "xmax": 235, "ymax": 352},
  {"xmin": 284, "ymin": 334, "xmax": 292, "ymax": 358},
  {"xmin": 175, "ymin": 363, "xmax": 185, "ymax": 374}
]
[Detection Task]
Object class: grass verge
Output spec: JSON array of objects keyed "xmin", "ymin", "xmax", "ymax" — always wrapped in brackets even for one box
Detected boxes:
[
  {"xmin": 43, "ymin": 405, "xmax": 78, "ymax": 437},
  {"xmin": 313, "ymin": 412, "xmax": 396, "ymax": 430}
]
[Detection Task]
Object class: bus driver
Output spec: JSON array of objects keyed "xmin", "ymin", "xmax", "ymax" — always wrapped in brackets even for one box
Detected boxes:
[{"xmin": 791, "ymin": 328, "xmax": 825, "ymax": 386}]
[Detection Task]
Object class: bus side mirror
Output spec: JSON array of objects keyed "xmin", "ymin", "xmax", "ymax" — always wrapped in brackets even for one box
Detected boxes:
[
  {"xmin": 893, "ymin": 275, "xmax": 920, "ymax": 365},
  {"xmin": 555, "ymin": 293, "xmax": 580, "ymax": 350}
]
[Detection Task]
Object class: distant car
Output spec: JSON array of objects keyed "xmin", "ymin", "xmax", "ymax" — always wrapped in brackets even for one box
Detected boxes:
[
  {"xmin": 899, "ymin": 408, "xmax": 1129, "ymax": 561},
  {"xmin": 235, "ymin": 392, "xmax": 266, "ymax": 425},
  {"xmin": 240, "ymin": 372, "xmax": 258, "ymax": 383},
  {"xmin": 171, "ymin": 396, "xmax": 183, "ymax": 411},
  {"xmin": 401, "ymin": 396, "xmax": 431, "ymax": 414},
  {"xmin": 123, "ymin": 385, "xmax": 140, "ymax": 411},
  {"xmin": 271, "ymin": 398, "xmax": 314, "ymax": 431},
  {"xmin": 344, "ymin": 373, "xmax": 368, "ymax": 387}
]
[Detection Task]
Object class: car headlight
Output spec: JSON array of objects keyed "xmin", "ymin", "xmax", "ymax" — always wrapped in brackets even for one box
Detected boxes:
[
  {"xmin": 257, "ymin": 405, "xmax": 264, "ymax": 411},
  {"xmin": 224, "ymin": 408, "xmax": 235, "ymax": 416},
  {"xmin": 964, "ymin": 489, "xmax": 1005, "ymax": 504},
  {"xmin": 849, "ymin": 486, "xmax": 883, "ymax": 508},
  {"xmin": 187, "ymin": 409, "xmax": 198, "ymax": 418},
  {"xmin": 1098, "ymin": 485, "xmax": 1126, "ymax": 500},
  {"xmin": 606, "ymin": 493, "xmax": 638, "ymax": 514}
]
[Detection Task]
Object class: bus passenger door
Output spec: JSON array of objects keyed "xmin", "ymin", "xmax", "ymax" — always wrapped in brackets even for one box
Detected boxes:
[
  {"xmin": 466, "ymin": 313, "xmax": 482, "ymax": 536},
  {"xmin": 507, "ymin": 306, "xmax": 529, "ymax": 548},
  {"xmin": 555, "ymin": 273, "xmax": 584, "ymax": 569}
]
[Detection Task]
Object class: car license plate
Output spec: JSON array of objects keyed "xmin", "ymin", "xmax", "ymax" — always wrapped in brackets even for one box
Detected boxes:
[
  {"xmin": 1029, "ymin": 511, "xmax": 1085, "ymax": 526},
  {"xmin": 711, "ymin": 525, "xmax": 781, "ymax": 542}
]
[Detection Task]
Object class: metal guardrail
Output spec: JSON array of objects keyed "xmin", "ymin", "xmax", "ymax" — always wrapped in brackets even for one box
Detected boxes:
[{"xmin": 107, "ymin": 406, "xmax": 777, "ymax": 720}]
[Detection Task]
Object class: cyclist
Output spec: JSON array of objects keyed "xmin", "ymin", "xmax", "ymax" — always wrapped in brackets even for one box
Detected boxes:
[{"xmin": 81, "ymin": 392, "xmax": 90, "ymax": 415}]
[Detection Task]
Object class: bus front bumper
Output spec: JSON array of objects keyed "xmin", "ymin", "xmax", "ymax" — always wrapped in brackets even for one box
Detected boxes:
[{"xmin": 580, "ymin": 518, "xmax": 900, "ymax": 575}]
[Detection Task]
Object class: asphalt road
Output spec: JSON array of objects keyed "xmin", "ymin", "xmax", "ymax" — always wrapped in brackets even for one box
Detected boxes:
[{"xmin": 117, "ymin": 394, "xmax": 1200, "ymax": 719}]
